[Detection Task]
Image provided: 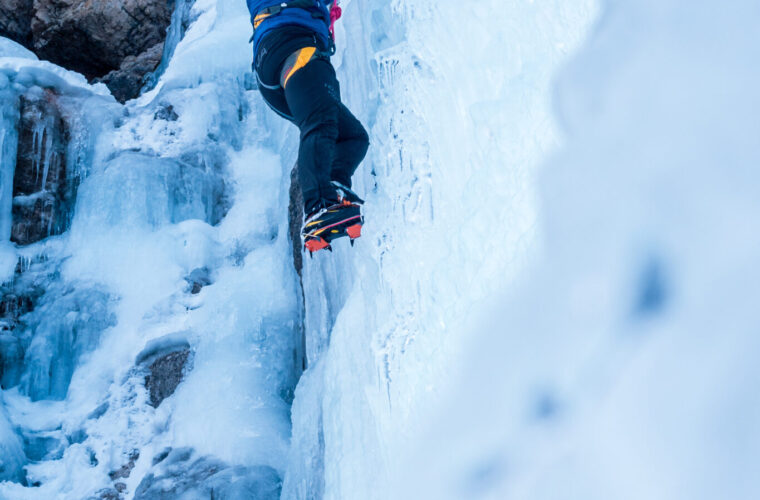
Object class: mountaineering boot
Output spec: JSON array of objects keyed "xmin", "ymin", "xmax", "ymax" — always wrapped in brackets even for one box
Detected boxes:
[
  {"xmin": 331, "ymin": 180, "xmax": 364, "ymax": 205},
  {"xmin": 302, "ymin": 196, "xmax": 363, "ymax": 255}
]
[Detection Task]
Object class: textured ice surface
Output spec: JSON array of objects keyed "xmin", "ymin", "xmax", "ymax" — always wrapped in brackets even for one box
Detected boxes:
[
  {"xmin": 284, "ymin": 0, "xmax": 760, "ymax": 499},
  {"xmin": 283, "ymin": 0, "xmax": 598, "ymax": 498},
  {"xmin": 0, "ymin": 392, "xmax": 24, "ymax": 482},
  {"xmin": 393, "ymin": 1, "xmax": 760, "ymax": 499}
]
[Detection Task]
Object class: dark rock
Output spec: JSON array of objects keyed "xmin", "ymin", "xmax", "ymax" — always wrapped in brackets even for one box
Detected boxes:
[
  {"xmin": 288, "ymin": 163, "xmax": 304, "ymax": 276},
  {"xmin": 31, "ymin": 0, "xmax": 172, "ymax": 99},
  {"xmin": 1, "ymin": 0, "xmax": 177, "ymax": 102},
  {"xmin": 185, "ymin": 267, "xmax": 211, "ymax": 294},
  {"xmin": 0, "ymin": 292, "xmax": 36, "ymax": 320},
  {"xmin": 114, "ymin": 482, "xmax": 127, "ymax": 493},
  {"xmin": 137, "ymin": 333, "xmax": 192, "ymax": 408},
  {"xmin": 11, "ymin": 89, "xmax": 74, "ymax": 246},
  {"xmin": 154, "ymin": 103, "xmax": 179, "ymax": 122},
  {"xmin": 92, "ymin": 487, "xmax": 120, "ymax": 500},
  {"xmin": 134, "ymin": 448, "xmax": 282, "ymax": 500},
  {"xmin": 144, "ymin": 349, "xmax": 190, "ymax": 408},
  {"xmin": 96, "ymin": 42, "xmax": 165, "ymax": 104},
  {"xmin": 109, "ymin": 449, "xmax": 140, "ymax": 481},
  {"xmin": 0, "ymin": 0, "xmax": 34, "ymax": 47}
]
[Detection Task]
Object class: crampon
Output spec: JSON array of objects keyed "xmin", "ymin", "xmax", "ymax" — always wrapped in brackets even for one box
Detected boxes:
[{"xmin": 302, "ymin": 199, "xmax": 363, "ymax": 256}]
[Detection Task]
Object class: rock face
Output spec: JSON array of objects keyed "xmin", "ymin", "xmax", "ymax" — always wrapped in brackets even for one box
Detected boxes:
[
  {"xmin": 144, "ymin": 349, "xmax": 191, "ymax": 408},
  {"xmin": 136, "ymin": 333, "xmax": 193, "ymax": 408},
  {"xmin": 0, "ymin": 0, "xmax": 174, "ymax": 102},
  {"xmin": 288, "ymin": 164, "xmax": 304, "ymax": 276},
  {"xmin": 11, "ymin": 89, "xmax": 73, "ymax": 246},
  {"xmin": 0, "ymin": 0, "xmax": 34, "ymax": 47}
]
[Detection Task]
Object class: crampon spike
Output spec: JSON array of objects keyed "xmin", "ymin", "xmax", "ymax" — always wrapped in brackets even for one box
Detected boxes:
[
  {"xmin": 346, "ymin": 223, "xmax": 362, "ymax": 240},
  {"xmin": 349, "ymin": 239, "xmax": 354, "ymax": 247},
  {"xmin": 304, "ymin": 237, "xmax": 329, "ymax": 254}
]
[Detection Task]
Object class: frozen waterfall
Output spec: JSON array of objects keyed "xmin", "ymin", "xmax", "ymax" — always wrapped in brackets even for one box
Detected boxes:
[{"xmin": 2, "ymin": 0, "xmax": 759, "ymax": 499}]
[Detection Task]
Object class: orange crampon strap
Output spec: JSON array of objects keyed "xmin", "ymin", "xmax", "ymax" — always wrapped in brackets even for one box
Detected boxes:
[{"xmin": 279, "ymin": 46, "xmax": 318, "ymax": 88}]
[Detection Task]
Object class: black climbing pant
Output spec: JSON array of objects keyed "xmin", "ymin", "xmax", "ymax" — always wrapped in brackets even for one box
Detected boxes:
[{"xmin": 255, "ymin": 27, "xmax": 369, "ymax": 213}]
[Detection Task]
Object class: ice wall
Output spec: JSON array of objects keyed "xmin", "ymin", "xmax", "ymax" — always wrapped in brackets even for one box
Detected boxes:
[
  {"xmin": 284, "ymin": 0, "xmax": 598, "ymax": 498},
  {"xmin": 396, "ymin": 1, "xmax": 760, "ymax": 499}
]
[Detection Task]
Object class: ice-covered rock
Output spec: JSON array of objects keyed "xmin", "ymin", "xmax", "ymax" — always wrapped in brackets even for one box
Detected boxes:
[
  {"xmin": 0, "ymin": 37, "xmax": 36, "ymax": 60},
  {"xmin": 11, "ymin": 87, "xmax": 72, "ymax": 245},
  {"xmin": 136, "ymin": 333, "xmax": 192, "ymax": 408},
  {"xmin": 134, "ymin": 448, "xmax": 282, "ymax": 500}
]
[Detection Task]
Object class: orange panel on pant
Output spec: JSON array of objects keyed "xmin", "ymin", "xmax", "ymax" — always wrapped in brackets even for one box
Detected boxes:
[{"xmin": 280, "ymin": 46, "xmax": 318, "ymax": 88}]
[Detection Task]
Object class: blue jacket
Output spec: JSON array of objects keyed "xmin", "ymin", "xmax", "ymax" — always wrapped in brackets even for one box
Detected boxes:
[{"xmin": 246, "ymin": 0, "xmax": 332, "ymax": 59}]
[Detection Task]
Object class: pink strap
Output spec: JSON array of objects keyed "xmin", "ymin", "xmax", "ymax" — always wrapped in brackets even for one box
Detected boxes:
[{"xmin": 329, "ymin": 1, "xmax": 342, "ymax": 40}]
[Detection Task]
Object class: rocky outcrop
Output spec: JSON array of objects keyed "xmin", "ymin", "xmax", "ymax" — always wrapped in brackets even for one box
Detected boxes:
[
  {"xmin": 98, "ymin": 43, "xmax": 165, "ymax": 104},
  {"xmin": 136, "ymin": 333, "xmax": 193, "ymax": 408},
  {"xmin": 0, "ymin": 0, "xmax": 33, "ymax": 48},
  {"xmin": 11, "ymin": 89, "xmax": 73, "ymax": 246},
  {"xmin": 0, "ymin": 0, "xmax": 175, "ymax": 102},
  {"xmin": 288, "ymin": 164, "xmax": 304, "ymax": 276}
]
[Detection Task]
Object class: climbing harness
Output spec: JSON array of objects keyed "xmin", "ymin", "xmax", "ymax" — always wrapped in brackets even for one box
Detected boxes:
[
  {"xmin": 252, "ymin": 0, "xmax": 324, "ymax": 32},
  {"xmin": 250, "ymin": 0, "xmax": 341, "ymax": 54},
  {"xmin": 250, "ymin": 0, "xmax": 344, "ymax": 114}
]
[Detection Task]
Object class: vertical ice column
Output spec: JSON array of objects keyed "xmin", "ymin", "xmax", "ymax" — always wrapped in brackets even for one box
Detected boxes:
[
  {"xmin": 0, "ymin": 74, "xmax": 19, "ymax": 242},
  {"xmin": 143, "ymin": 0, "xmax": 192, "ymax": 92}
]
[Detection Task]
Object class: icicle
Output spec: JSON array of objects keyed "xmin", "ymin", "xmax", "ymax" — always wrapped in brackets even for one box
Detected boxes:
[{"xmin": 41, "ymin": 121, "xmax": 54, "ymax": 191}]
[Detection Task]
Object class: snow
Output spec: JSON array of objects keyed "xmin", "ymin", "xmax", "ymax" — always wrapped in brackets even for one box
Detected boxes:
[{"xmin": 1, "ymin": 0, "xmax": 758, "ymax": 498}]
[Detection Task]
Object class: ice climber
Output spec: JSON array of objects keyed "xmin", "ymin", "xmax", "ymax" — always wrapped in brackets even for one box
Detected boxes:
[{"xmin": 246, "ymin": 0, "xmax": 369, "ymax": 254}]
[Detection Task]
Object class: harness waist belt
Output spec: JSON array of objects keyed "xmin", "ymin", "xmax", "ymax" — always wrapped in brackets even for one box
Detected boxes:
[{"xmin": 252, "ymin": 0, "xmax": 325, "ymax": 34}]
